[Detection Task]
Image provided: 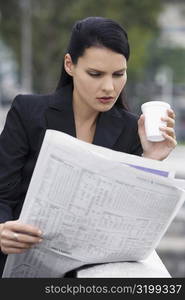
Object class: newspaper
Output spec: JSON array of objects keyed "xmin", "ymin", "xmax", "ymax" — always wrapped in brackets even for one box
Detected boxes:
[
  {"xmin": 76, "ymin": 251, "xmax": 171, "ymax": 278},
  {"xmin": 2, "ymin": 130, "xmax": 185, "ymax": 278}
]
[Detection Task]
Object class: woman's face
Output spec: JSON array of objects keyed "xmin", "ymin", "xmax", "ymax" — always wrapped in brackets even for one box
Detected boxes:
[{"xmin": 65, "ymin": 46, "xmax": 127, "ymax": 113}]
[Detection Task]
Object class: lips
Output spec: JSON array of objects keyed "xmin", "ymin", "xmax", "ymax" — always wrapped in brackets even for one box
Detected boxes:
[{"xmin": 97, "ymin": 97, "xmax": 114, "ymax": 104}]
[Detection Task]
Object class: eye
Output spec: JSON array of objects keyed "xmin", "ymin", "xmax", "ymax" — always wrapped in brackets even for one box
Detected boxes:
[
  {"xmin": 113, "ymin": 73, "xmax": 125, "ymax": 77},
  {"xmin": 88, "ymin": 72, "xmax": 101, "ymax": 77}
]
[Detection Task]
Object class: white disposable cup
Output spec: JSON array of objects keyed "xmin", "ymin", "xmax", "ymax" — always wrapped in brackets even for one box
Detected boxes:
[{"xmin": 141, "ymin": 101, "xmax": 171, "ymax": 142}]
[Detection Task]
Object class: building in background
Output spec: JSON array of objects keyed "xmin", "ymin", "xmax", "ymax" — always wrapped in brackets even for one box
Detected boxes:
[
  {"xmin": 158, "ymin": 2, "xmax": 185, "ymax": 48},
  {"xmin": 157, "ymin": 1, "xmax": 185, "ymax": 141}
]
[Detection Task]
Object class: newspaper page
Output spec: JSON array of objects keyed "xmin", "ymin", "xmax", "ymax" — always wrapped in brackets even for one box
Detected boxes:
[
  {"xmin": 3, "ymin": 130, "xmax": 185, "ymax": 277},
  {"xmin": 76, "ymin": 251, "xmax": 171, "ymax": 278}
]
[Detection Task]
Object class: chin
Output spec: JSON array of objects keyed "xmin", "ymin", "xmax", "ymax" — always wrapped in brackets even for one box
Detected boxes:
[
  {"xmin": 100, "ymin": 107, "xmax": 113, "ymax": 112},
  {"xmin": 98, "ymin": 104, "xmax": 115, "ymax": 112}
]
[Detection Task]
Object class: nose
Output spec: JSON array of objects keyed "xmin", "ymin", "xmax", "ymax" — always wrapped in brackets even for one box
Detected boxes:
[{"xmin": 101, "ymin": 77, "xmax": 114, "ymax": 93}]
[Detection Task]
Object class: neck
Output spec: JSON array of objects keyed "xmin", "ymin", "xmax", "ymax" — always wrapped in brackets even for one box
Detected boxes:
[{"xmin": 72, "ymin": 91, "xmax": 99, "ymax": 128}]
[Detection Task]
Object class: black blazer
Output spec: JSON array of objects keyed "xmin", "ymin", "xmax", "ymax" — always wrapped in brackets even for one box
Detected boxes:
[{"xmin": 0, "ymin": 84, "xmax": 142, "ymax": 274}]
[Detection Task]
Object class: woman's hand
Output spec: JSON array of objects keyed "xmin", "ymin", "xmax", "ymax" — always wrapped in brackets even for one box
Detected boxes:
[
  {"xmin": 0, "ymin": 220, "xmax": 43, "ymax": 254},
  {"xmin": 138, "ymin": 109, "xmax": 177, "ymax": 160}
]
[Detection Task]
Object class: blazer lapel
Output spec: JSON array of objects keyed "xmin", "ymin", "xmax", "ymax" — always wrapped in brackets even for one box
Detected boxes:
[
  {"xmin": 45, "ymin": 84, "xmax": 126, "ymax": 149},
  {"xmin": 45, "ymin": 84, "xmax": 76, "ymax": 137},
  {"xmin": 93, "ymin": 107, "xmax": 126, "ymax": 149}
]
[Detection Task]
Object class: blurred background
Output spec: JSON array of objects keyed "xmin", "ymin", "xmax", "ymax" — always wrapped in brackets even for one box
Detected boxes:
[{"xmin": 0, "ymin": 0, "xmax": 184, "ymax": 277}]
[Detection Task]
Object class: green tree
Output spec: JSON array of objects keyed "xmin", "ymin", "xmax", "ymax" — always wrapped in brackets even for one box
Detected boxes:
[{"xmin": 0, "ymin": 0, "xmax": 162, "ymax": 92}]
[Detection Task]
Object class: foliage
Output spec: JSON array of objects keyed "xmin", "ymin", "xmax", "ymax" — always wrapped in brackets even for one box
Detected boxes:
[{"xmin": 0, "ymin": 0, "xmax": 162, "ymax": 92}]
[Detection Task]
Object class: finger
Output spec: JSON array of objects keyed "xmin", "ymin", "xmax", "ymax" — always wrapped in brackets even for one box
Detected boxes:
[
  {"xmin": 1, "ymin": 239, "xmax": 33, "ymax": 250},
  {"xmin": 167, "ymin": 109, "xmax": 176, "ymax": 119},
  {"xmin": 138, "ymin": 115, "xmax": 145, "ymax": 132},
  {"xmin": 161, "ymin": 116, "xmax": 175, "ymax": 128},
  {"xmin": 11, "ymin": 232, "xmax": 43, "ymax": 244},
  {"xmin": 4, "ymin": 221, "xmax": 42, "ymax": 237},
  {"xmin": 1, "ymin": 246, "xmax": 29, "ymax": 255},
  {"xmin": 160, "ymin": 126, "xmax": 176, "ymax": 138},
  {"xmin": 138, "ymin": 114, "xmax": 144, "ymax": 122},
  {"xmin": 161, "ymin": 132, "xmax": 177, "ymax": 147},
  {"xmin": 2, "ymin": 229, "xmax": 43, "ymax": 244}
]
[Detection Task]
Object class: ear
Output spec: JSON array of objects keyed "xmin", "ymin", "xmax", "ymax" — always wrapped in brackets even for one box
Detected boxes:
[{"xmin": 64, "ymin": 53, "xmax": 74, "ymax": 76}]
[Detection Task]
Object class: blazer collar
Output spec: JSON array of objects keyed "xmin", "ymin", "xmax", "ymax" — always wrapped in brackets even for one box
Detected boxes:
[
  {"xmin": 45, "ymin": 84, "xmax": 126, "ymax": 149},
  {"xmin": 45, "ymin": 84, "xmax": 76, "ymax": 137}
]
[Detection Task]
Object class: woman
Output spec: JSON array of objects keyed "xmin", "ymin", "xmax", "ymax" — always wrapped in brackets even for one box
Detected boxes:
[{"xmin": 0, "ymin": 16, "xmax": 176, "ymax": 276}]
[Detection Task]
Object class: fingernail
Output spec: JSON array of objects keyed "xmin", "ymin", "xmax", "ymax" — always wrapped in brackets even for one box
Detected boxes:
[
  {"xmin": 38, "ymin": 230, "xmax": 42, "ymax": 235},
  {"xmin": 39, "ymin": 239, "xmax": 43, "ymax": 242}
]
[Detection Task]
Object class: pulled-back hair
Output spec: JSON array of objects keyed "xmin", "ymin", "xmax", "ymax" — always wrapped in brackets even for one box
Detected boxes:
[{"xmin": 56, "ymin": 16, "xmax": 130, "ymax": 109}]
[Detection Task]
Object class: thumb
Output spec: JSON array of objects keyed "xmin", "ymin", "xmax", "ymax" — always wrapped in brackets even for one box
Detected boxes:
[
  {"xmin": 138, "ymin": 114, "xmax": 147, "ymax": 143},
  {"xmin": 138, "ymin": 114, "xmax": 145, "ymax": 132}
]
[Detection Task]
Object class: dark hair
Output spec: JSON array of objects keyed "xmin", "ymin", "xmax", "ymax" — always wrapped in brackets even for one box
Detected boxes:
[{"xmin": 56, "ymin": 16, "xmax": 130, "ymax": 109}]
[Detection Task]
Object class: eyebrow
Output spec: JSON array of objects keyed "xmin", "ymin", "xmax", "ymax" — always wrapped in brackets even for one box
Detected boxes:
[{"xmin": 87, "ymin": 68, "xmax": 127, "ymax": 73}]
